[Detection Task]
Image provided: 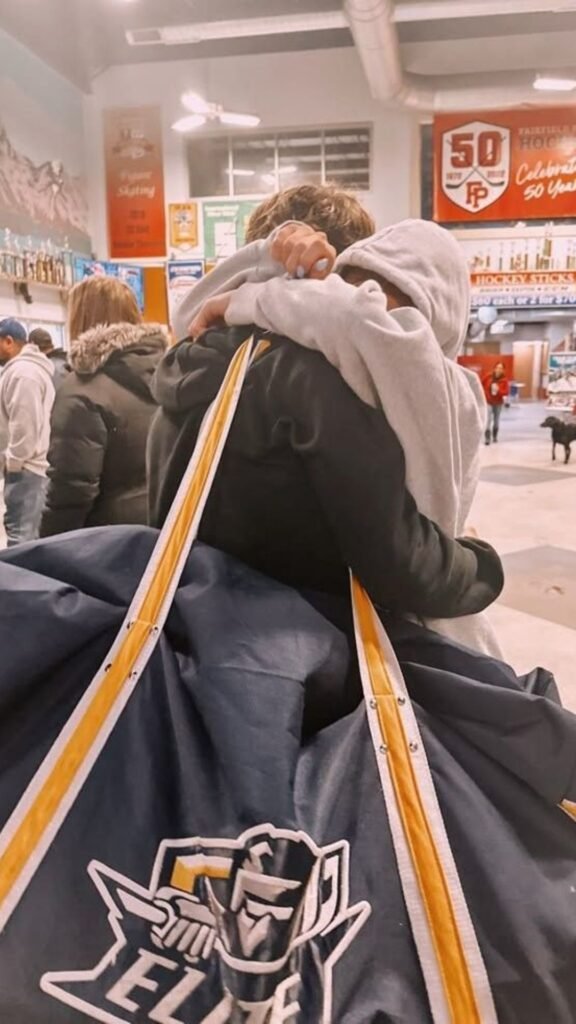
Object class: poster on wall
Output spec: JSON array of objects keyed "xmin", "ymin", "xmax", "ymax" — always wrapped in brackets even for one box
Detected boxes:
[
  {"xmin": 458, "ymin": 233, "xmax": 576, "ymax": 308},
  {"xmin": 202, "ymin": 201, "xmax": 260, "ymax": 261},
  {"xmin": 73, "ymin": 256, "xmax": 145, "ymax": 311},
  {"xmin": 104, "ymin": 107, "xmax": 166, "ymax": 259},
  {"xmin": 547, "ymin": 352, "xmax": 576, "ymax": 412},
  {"xmin": 434, "ymin": 107, "xmax": 576, "ymax": 222},
  {"xmin": 169, "ymin": 202, "xmax": 199, "ymax": 249},
  {"xmin": 166, "ymin": 259, "xmax": 204, "ymax": 324}
]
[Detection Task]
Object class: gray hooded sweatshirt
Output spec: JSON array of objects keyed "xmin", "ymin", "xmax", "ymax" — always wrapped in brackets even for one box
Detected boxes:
[
  {"xmin": 0, "ymin": 344, "xmax": 55, "ymax": 476},
  {"xmin": 175, "ymin": 220, "xmax": 500, "ymax": 656}
]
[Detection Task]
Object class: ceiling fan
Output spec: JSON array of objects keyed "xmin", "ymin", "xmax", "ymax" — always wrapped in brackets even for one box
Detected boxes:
[{"xmin": 172, "ymin": 92, "xmax": 261, "ymax": 132}]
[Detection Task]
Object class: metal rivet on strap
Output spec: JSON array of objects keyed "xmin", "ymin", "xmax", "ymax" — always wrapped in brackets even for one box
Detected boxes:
[
  {"xmin": 369, "ymin": 699, "xmax": 377, "ymax": 709},
  {"xmin": 150, "ymin": 625, "xmax": 160, "ymax": 636},
  {"xmin": 104, "ymin": 664, "xmax": 112, "ymax": 672},
  {"xmin": 409, "ymin": 742, "xmax": 419, "ymax": 753},
  {"xmin": 129, "ymin": 671, "xmax": 139, "ymax": 681},
  {"xmin": 379, "ymin": 744, "xmax": 388, "ymax": 755},
  {"xmin": 397, "ymin": 696, "xmax": 406, "ymax": 706}
]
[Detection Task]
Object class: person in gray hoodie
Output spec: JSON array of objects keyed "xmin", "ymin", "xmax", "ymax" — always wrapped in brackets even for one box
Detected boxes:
[{"xmin": 0, "ymin": 318, "xmax": 55, "ymax": 545}]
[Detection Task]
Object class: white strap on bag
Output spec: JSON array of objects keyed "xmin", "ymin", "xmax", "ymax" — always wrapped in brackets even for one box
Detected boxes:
[{"xmin": 0, "ymin": 335, "xmax": 496, "ymax": 1023}]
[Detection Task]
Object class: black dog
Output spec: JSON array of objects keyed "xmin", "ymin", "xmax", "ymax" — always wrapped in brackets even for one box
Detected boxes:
[{"xmin": 541, "ymin": 416, "xmax": 576, "ymax": 464}]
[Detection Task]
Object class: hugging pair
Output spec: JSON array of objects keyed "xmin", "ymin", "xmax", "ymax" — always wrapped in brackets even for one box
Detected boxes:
[{"xmin": 149, "ymin": 183, "xmax": 502, "ymax": 655}]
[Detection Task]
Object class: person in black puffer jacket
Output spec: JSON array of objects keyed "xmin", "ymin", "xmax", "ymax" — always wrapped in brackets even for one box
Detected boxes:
[{"xmin": 41, "ymin": 276, "xmax": 167, "ymax": 536}]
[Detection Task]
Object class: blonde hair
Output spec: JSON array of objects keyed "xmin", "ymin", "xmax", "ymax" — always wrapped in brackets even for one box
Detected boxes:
[
  {"xmin": 68, "ymin": 276, "xmax": 141, "ymax": 341},
  {"xmin": 246, "ymin": 183, "xmax": 375, "ymax": 254}
]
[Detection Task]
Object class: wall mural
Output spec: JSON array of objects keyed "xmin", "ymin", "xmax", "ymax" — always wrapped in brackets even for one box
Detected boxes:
[
  {"xmin": 0, "ymin": 27, "xmax": 90, "ymax": 254},
  {"xmin": 0, "ymin": 121, "xmax": 89, "ymax": 251}
]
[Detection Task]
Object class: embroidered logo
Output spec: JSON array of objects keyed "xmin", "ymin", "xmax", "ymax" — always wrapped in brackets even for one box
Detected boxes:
[{"xmin": 41, "ymin": 824, "xmax": 370, "ymax": 1023}]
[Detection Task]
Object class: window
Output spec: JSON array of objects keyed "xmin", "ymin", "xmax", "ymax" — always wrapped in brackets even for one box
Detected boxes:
[
  {"xmin": 187, "ymin": 125, "xmax": 371, "ymax": 197},
  {"xmin": 189, "ymin": 136, "xmax": 230, "ymax": 198},
  {"xmin": 278, "ymin": 130, "xmax": 323, "ymax": 187},
  {"xmin": 230, "ymin": 133, "xmax": 276, "ymax": 196},
  {"xmin": 324, "ymin": 128, "xmax": 370, "ymax": 191}
]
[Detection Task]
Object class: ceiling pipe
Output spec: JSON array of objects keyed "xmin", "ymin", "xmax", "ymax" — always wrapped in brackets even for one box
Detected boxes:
[
  {"xmin": 344, "ymin": 0, "xmax": 576, "ymax": 110},
  {"xmin": 127, "ymin": 11, "xmax": 348, "ymax": 47},
  {"xmin": 394, "ymin": 0, "xmax": 576, "ymax": 22}
]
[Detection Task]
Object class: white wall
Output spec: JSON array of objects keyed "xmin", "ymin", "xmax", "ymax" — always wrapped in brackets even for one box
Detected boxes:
[
  {"xmin": 0, "ymin": 281, "xmax": 64, "ymax": 321},
  {"xmin": 87, "ymin": 47, "xmax": 420, "ymax": 259}
]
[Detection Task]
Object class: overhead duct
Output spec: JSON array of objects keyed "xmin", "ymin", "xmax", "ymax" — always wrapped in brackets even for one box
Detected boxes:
[
  {"xmin": 127, "ymin": 12, "xmax": 348, "ymax": 48},
  {"xmin": 394, "ymin": 1, "xmax": 576, "ymax": 22},
  {"xmin": 344, "ymin": 0, "xmax": 576, "ymax": 110}
]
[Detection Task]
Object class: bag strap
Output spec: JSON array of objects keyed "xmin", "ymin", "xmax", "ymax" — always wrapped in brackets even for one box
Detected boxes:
[
  {"xmin": 0, "ymin": 335, "xmax": 259, "ymax": 930},
  {"xmin": 352, "ymin": 581, "xmax": 496, "ymax": 1024},
  {"xmin": 0, "ymin": 334, "xmax": 496, "ymax": 1024}
]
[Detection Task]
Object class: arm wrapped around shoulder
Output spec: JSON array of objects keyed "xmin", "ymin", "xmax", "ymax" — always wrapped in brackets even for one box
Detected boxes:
[{"xmin": 276, "ymin": 345, "xmax": 504, "ymax": 620}]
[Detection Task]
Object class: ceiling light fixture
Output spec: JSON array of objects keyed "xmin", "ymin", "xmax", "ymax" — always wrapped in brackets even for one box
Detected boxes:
[
  {"xmin": 181, "ymin": 92, "xmax": 211, "ymax": 114},
  {"xmin": 232, "ymin": 169, "xmax": 256, "ymax": 177},
  {"xmin": 172, "ymin": 114, "xmax": 207, "ymax": 133},
  {"xmin": 172, "ymin": 91, "xmax": 261, "ymax": 133},
  {"xmin": 219, "ymin": 112, "xmax": 261, "ymax": 128},
  {"xmin": 533, "ymin": 75, "xmax": 576, "ymax": 92},
  {"xmin": 278, "ymin": 164, "xmax": 298, "ymax": 175}
]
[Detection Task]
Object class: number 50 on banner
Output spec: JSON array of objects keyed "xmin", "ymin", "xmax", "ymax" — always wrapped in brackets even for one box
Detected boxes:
[{"xmin": 438, "ymin": 120, "xmax": 511, "ymax": 216}]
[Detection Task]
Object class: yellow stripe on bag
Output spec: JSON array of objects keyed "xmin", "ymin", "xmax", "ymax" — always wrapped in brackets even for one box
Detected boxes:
[
  {"xmin": 0, "ymin": 339, "xmax": 255, "ymax": 914},
  {"xmin": 561, "ymin": 799, "xmax": 576, "ymax": 821},
  {"xmin": 352, "ymin": 578, "xmax": 482, "ymax": 1024}
]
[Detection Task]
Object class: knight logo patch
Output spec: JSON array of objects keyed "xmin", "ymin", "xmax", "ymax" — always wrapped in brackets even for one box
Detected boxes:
[
  {"xmin": 441, "ymin": 120, "xmax": 511, "ymax": 214},
  {"xmin": 41, "ymin": 824, "xmax": 371, "ymax": 1023}
]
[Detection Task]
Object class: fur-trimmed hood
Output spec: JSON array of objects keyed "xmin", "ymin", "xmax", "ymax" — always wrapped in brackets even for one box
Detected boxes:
[{"xmin": 69, "ymin": 322, "xmax": 168, "ymax": 375}]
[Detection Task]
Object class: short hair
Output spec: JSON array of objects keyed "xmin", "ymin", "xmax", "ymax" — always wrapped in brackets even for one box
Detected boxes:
[
  {"xmin": 68, "ymin": 276, "xmax": 141, "ymax": 340},
  {"xmin": 246, "ymin": 183, "xmax": 375, "ymax": 254},
  {"xmin": 0, "ymin": 317, "xmax": 26, "ymax": 344},
  {"xmin": 29, "ymin": 327, "xmax": 54, "ymax": 353}
]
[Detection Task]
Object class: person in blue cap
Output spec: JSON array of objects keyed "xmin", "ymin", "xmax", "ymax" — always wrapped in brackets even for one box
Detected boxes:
[{"xmin": 0, "ymin": 318, "xmax": 55, "ymax": 545}]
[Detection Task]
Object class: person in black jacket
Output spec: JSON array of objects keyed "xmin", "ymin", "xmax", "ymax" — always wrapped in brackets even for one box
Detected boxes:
[
  {"xmin": 148, "ymin": 185, "xmax": 502, "ymax": 619},
  {"xmin": 148, "ymin": 326, "xmax": 501, "ymax": 620},
  {"xmin": 41, "ymin": 276, "xmax": 167, "ymax": 536},
  {"xmin": 29, "ymin": 327, "xmax": 69, "ymax": 391}
]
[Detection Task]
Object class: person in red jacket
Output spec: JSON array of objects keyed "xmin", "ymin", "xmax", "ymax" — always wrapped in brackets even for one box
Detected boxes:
[{"xmin": 483, "ymin": 361, "xmax": 509, "ymax": 445}]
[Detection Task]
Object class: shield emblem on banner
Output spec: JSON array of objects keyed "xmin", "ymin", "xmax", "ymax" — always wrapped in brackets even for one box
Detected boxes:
[{"xmin": 441, "ymin": 120, "xmax": 511, "ymax": 214}]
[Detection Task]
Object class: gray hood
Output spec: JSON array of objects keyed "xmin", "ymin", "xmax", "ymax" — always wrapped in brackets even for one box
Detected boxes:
[
  {"xmin": 335, "ymin": 219, "xmax": 471, "ymax": 360},
  {"xmin": 2, "ymin": 343, "xmax": 54, "ymax": 382}
]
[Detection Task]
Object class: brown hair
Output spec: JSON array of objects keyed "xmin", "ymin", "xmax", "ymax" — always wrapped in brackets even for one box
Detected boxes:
[
  {"xmin": 246, "ymin": 183, "xmax": 375, "ymax": 254},
  {"xmin": 68, "ymin": 276, "xmax": 141, "ymax": 341},
  {"xmin": 29, "ymin": 327, "xmax": 54, "ymax": 353}
]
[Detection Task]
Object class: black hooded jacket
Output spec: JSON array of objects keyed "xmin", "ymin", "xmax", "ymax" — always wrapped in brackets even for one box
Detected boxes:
[
  {"xmin": 147, "ymin": 326, "xmax": 503, "ymax": 620},
  {"xmin": 41, "ymin": 322, "xmax": 167, "ymax": 537}
]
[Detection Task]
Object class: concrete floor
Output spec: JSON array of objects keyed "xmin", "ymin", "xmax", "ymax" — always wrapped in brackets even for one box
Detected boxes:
[
  {"xmin": 1, "ymin": 401, "xmax": 574, "ymax": 706},
  {"xmin": 472, "ymin": 401, "xmax": 576, "ymax": 710}
]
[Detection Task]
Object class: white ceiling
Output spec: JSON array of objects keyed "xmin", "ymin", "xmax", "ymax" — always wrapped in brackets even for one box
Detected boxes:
[
  {"xmin": 397, "ymin": 6, "xmax": 576, "ymax": 81},
  {"xmin": 1, "ymin": 0, "xmax": 576, "ymax": 101}
]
